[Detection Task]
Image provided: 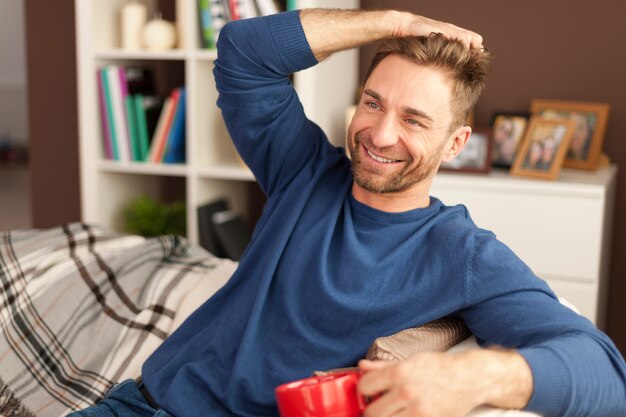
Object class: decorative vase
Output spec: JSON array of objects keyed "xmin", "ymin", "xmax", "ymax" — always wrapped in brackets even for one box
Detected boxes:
[{"xmin": 143, "ymin": 17, "xmax": 177, "ymax": 51}]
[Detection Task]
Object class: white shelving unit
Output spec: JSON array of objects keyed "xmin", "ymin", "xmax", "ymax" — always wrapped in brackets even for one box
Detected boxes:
[
  {"xmin": 431, "ymin": 165, "xmax": 617, "ymax": 327},
  {"xmin": 75, "ymin": 0, "xmax": 359, "ymax": 243}
]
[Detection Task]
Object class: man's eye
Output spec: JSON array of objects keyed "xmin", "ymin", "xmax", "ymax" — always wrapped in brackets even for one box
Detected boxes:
[
  {"xmin": 405, "ymin": 118, "xmax": 422, "ymax": 127},
  {"xmin": 366, "ymin": 101, "xmax": 380, "ymax": 110}
]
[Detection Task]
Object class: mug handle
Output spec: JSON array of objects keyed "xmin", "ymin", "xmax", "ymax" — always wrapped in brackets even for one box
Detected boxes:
[
  {"xmin": 356, "ymin": 392, "xmax": 368, "ymax": 413},
  {"xmin": 354, "ymin": 372, "xmax": 379, "ymax": 413}
]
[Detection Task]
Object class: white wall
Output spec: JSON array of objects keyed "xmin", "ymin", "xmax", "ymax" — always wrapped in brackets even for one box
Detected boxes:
[{"xmin": 0, "ymin": 0, "xmax": 28, "ymax": 145}]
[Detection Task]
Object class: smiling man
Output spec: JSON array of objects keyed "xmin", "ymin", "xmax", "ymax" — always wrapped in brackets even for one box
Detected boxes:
[
  {"xmin": 71, "ymin": 8, "xmax": 626, "ymax": 417},
  {"xmin": 349, "ymin": 47, "xmax": 475, "ymax": 209}
]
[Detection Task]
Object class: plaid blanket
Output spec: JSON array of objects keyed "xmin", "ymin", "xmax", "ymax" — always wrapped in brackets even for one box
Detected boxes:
[{"xmin": 0, "ymin": 223, "xmax": 228, "ymax": 417}]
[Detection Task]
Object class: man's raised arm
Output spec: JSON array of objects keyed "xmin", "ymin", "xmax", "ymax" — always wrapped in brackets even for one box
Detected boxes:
[{"xmin": 300, "ymin": 8, "xmax": 483, "ymax": 62}]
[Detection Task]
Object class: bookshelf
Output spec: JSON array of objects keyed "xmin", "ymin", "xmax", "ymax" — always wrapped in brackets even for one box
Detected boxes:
[{"xmin": 75, "ymin": 0, "xmax": 359, "ymax": 243}]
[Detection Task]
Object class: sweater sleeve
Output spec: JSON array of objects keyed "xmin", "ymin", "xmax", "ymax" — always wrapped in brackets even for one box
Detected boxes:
[
  {"xmin": 459, "ymin": 230, "xmax": 626, "ymax": 417},
  {"xmin": 213, "ymin": 11, "xmax": 339, "ymax": 196}
]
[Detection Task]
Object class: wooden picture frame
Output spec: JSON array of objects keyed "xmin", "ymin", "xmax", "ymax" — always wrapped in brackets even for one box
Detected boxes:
[
  {"xmin": 511, "ymin": 117, "xmax": 575, "ymax": 180},
  {"xmin": 440, "ymin": 129, "xmax": 492, "ymax": 174},
  {"xmin": 490, "ymin": 112, "xmax": 530, "ymax": 169},
  {"xmin": 530, "ymin": 99, "xmax": 610, "ymax": 170}
]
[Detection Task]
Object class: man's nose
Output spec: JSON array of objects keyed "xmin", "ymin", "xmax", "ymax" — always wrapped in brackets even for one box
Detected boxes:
[{"xmin": 370, "ymin": 114, "xmax": 400, "ymax": 148}]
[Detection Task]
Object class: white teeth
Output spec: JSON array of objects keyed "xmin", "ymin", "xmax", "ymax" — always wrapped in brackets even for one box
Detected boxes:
[{"xmin": 367, "ymin": 149, "xmax": 397, "ymax": 163}]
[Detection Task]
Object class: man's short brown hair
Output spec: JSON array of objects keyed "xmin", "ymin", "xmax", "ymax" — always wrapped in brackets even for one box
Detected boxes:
[{"xmin": 364, "ymin": 34, "xmax": 491, "ymax": 133}]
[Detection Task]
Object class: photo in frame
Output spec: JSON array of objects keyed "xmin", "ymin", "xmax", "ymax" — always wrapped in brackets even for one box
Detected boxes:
[
  {"xmin": 490, "ymin": 112, "xmax": 529, "ymax": 169},
  {"xmin": 510, "ymin": 117, "xmax": 575, "ymax": 180},
  {"xmin": 530, "ymin": 99, "xmax": 610, "ymax": 170},
  {"xmin": 440, "ymin": 130, "xmax": 492, "ymax": 173}
]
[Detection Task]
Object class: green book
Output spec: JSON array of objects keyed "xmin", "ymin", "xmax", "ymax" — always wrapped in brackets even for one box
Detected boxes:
[
  {"xmin": 100, "ymin": 68, "xmax": 119, "ymax": 160},
  {"xmin": 198, "ymin": 0, "xmax": 215, "ymax": 49},
  {"xmin": 125, "ymin": 95, "xmax": 141, "ymax": 161},
  {"xmin": 134, "ymin": 95, "xmax": 150, "ymax": 161}
]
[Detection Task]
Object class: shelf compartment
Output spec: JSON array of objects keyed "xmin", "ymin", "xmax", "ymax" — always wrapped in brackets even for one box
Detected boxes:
[
  {"xmin": 99, "ymin": 160, "xmax": 188, "ymax": 176},
  {"xmin": 96, "ymin": 172, "xmax": 186, "ymax": 233},
  {"xmin": 91, "ymin": 0, "xmax": 160, "ymax": 51},
  {"xmin": 196, "ymin": 164, "xmax": 255, "ymax": 181},
  {"xmin": 95, "ymin": 49, "xmax": 189, "ymax": 61}
]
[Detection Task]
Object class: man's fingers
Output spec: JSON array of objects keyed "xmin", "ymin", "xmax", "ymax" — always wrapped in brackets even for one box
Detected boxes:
[
  {"xmin": 362, "ymin": 388, "xmax": 406, "ymax": 417},
  {"xmin": 450, "ymin": 28, "xmax": 483, "ymax": 50},
  {"xmin": 358, "ymin": 360, "xmax": 400, "ymax": 397},
  {"xmin": 409, "ymin": 17, "xmax": 484, "ymax": 50},
  {"xmin": 358, "ymin": 359, "xmax": 389, "ymax": 371}
]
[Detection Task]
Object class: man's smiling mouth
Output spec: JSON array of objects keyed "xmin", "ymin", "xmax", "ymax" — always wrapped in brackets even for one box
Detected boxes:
[{"xmin": 366, "ymin": 147, "xmax": 402, "ymax": 164}]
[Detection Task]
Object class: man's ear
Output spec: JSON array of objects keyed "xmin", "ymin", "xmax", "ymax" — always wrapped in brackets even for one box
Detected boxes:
[{"xmin": 441, "ymin": 126, "xmax": 472, "ymax": 163}]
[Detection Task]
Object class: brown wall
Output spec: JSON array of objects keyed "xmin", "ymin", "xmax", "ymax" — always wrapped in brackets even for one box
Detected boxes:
[
  {"xmin": 360, "ymin": 0, "xmax": 626, "ymax": 352},
  {"xmin": 25, "ymin": 0, "xmax": 81, "ymax": 227}
]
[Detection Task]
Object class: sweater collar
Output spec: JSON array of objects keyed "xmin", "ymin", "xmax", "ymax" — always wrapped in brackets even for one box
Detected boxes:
[{"xmin": 349, "ymin": 193, "xmax": 443, "ymax": 224}]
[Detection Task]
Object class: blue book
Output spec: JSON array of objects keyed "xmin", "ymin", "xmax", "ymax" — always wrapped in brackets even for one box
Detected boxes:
[{"xmin": 163, "ymin": 88, "xmax": 186, "ymax": 164}]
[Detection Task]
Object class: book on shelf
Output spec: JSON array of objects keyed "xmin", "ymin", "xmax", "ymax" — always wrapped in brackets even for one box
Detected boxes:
[
  {"xmin": 147, "ymin": 87, "xmax": 186, "ymax": 163},
  {"xmin": 99, "ymin": 68, "xmax": 120, "ymax": 160},
  {"xmin": 198, "ymin": 0, "xmax": 216, "ymax": 49},
  {"xmin": 197, "ymin": 0, "xmax": 280, "ymax": 49},
  {"xmin": 96, "ymin": 69, "xmax": 114, "ymax": 159},
  {"xmin": 255, "ymin": 0, "xmax": 279, "ymax": 16},
  {"xmin": 97, "ymin": 65, "xmax": 161, "ymax": 162},
  {"xmin": 133, "ymin": 95, "xmax": 150, "ymax": 161},
  {"xmin": 149, "ymin": 98, "xmax": 174, "ymax": 162},
  {"xmin": 106, "ymin": 66, "xmax": 131, "ymax": 161},
  {"xmin": 125, "ymin": 95, "xmax": 142, "ymax": 161},
  {"xmin": 163, "ymin": 87, "xmax": 187, "ymax": 164},
  {"xmin": 226, "ymin": 0, "xmax": 241, "ymax": 20}
]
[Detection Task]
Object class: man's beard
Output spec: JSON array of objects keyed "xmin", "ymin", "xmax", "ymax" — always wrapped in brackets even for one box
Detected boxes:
[{"xmin": 347, "ymin": 129, "xmax": 444, "ymax": 194}]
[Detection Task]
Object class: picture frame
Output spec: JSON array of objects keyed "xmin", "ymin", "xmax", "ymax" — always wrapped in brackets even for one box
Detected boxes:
[
  {"xmin": 530, "ymin": 99, "xmax": 610, "ymax": 170},
  {"xmin": 440, "ymin": 129, "xmax": 492, "ymax": 174},
  {"xmin": 510, "ymin": 117, "xmax": 575, "ymax": 180},
  {"xmin": 490, "ymin": 112, "xmax": 530, "ymax": 169}
]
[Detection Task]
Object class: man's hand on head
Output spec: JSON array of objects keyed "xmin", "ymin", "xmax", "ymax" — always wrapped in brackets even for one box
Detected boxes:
[
  {"xmin": 391, "ymin": 12, "xmax": 484, "ymax": 50},
  {"xmin": 300, "ymin": 9, "xmax": 484, "ymax": 62}
]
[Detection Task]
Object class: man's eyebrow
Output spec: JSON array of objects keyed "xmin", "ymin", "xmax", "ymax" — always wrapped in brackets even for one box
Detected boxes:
[
  {"xmin": 363, "ymin": 88, "xmax": 383, "ymax": 102},
  {"xmin": 363, "ymin": 89, "xmax": 434, "ymax": 124},
  {"xmin": 403, "ymin": 107, "xmax": 435, "ymax": 124}
]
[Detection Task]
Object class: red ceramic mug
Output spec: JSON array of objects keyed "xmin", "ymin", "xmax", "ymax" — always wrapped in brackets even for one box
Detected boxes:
[{"xmin": 275, "ymin": 370, "xmax": 367, "ymax": 417}]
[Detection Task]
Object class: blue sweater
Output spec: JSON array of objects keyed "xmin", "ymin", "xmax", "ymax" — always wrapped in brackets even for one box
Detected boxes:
[{"xmin": 143, "ymin": 11, "xmax": 626, "ymax": 417}]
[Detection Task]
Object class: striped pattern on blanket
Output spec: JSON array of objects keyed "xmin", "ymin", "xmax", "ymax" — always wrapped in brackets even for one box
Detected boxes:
[{"xmin": 0, "ymin": 223, "xmax": 222, "ymax": 417}]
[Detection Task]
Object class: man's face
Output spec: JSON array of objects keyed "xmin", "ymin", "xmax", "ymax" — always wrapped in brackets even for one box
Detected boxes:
[{"xmin": 348, "ymin": 55, "xmax": 455, "ymax": 195}]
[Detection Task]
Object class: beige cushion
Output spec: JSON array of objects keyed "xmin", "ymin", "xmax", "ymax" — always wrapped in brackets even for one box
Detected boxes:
[{"xmin": 366, "ymin": 317, "xmax": 472, "ymax": 361}]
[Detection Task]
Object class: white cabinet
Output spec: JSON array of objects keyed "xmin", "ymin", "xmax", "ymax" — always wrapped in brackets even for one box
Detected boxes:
[
  {"xmin": 75, "ymin": 0, "xmax": 359, "ymax": 243},
  {"xmin": 431, "ymin": 166, "xmax": 617, "ymax": 328}
]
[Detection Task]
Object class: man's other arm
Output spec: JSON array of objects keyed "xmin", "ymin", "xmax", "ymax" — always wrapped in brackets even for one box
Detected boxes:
[{"xmin": 300, "ymin": 8, "xmax": 483, "ymax": 62}]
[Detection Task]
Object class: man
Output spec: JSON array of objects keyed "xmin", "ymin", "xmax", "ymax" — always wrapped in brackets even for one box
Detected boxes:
[
  {"xmin": 73, "ymin": 8, "xmax": 626, "ymax": 417},
  {"xmin": 537, "ymin": 136, "xmax": 557, "ymax": 171}
]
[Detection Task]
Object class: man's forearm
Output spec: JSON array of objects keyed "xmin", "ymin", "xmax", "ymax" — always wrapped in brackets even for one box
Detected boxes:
[
  {"xmin": 462, "ymin": 349, "xmax": 533, "ymax": 410},
  {"xmin": 300, "ymin": 8, "xmax": 484, "ymax": 62}
]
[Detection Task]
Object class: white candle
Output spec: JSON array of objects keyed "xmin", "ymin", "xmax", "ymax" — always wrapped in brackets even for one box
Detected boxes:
[{"xmin": 121, "ymin": 1, "xmax": 148, "ymax": 50}]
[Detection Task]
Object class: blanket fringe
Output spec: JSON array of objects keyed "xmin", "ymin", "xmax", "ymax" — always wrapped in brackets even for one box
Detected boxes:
[{"xmin": 0, "ymin": 380, "xmax": 35, "ymax": 417}]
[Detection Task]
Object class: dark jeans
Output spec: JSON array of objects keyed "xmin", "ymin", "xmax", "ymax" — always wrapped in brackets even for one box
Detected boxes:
[{"xmin": 67, "ymin": 379, "xmax": 173, "ymax": 417}]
